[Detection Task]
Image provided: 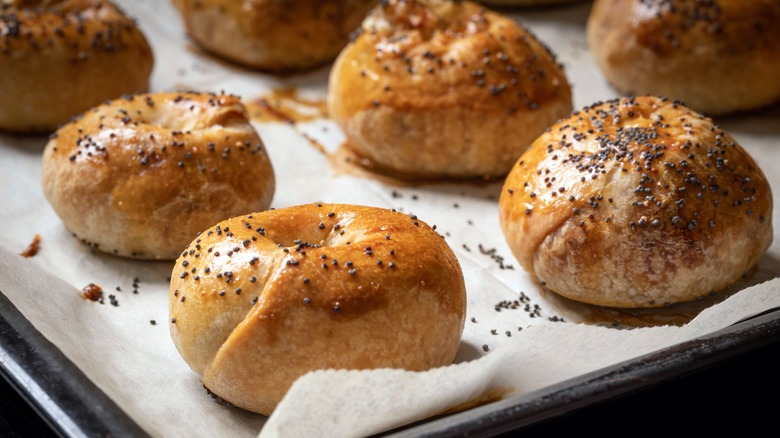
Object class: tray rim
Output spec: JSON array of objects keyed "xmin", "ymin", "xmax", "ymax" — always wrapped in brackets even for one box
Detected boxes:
[
  {"xmin": 2, "ymin": 287, "xmax": 779, "ymax": 438},
  {"xmin": 0, "ymin": 291, "xmax": 149, "ymax": 438},
  {"xmin": 383, "ymin": 307, "xmax": 780, "ymax": 437}
]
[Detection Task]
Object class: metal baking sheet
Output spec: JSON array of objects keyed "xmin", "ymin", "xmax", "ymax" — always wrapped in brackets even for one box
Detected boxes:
[
  {"xmin": 0, "ymin": 292, "xmax": 146, "ymax": 438},
  {"xmin": 2, "ymin": 0, "xmax": 779, "ymax": 436},
  {"xmin": 2, "ymin": 288, "xmax": 779, "ymax": 437}
]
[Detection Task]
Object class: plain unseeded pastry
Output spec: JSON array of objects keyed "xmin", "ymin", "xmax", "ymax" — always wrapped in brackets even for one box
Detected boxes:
[
  {"xmin": 499, "ymin": 96, "xmax": 773, "ymax": 308},
  {"xmin": 171, "ymin": 0, "xmax": 377, "ymax": 72},
  {"xmin": 41, "ymin": 92, "xmax": 275, "ymax": 260},
  {"xmin": 328, "ymin": 0, "xmax": 572, "ymax": 180},
  {"xmin": 587, "ymin": 0, "xmax": 780, "ymax": 116},
  {"xmin": 168, "ymin": 203, "xmax": 467, "ymax": 415},
  {"xmin": 0, "ymin": 0, "xmax": 154, "ymax": 133}
]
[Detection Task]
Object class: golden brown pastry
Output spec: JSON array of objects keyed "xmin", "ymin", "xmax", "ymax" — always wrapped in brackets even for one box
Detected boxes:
[
  {"xmin": 328, "ymin": 0, "xmax": 573, "ymax": 180},
  {"xmin": 171, "ymin": 0, "xmax": 377, "ymax": 72},
  {"xmin": 499, "ymin": 96, "xmax": 772, "ymax": 308},
  {"xmin": 0, "ymin": 0, "xmax": 154, "ymax": 133},
  {"xmin": 169, "ymin": 203, "xmax": 467, "ymax": 415},
  {"xmin": 41, "ymin": 92, "xmax": 275, "ymax": 260},
  {"xmin": 587, "ymin": 0, "xmax": 780, "ymax": 116}
]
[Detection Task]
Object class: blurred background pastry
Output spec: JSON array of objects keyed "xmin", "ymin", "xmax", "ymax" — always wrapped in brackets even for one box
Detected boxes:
[
  {"xmin": 0, "ymin": 0, "xmax": 154, "ymax": 133},
  {"xmin": 172, "ymin": 0, "xmax": 377, "ymax": 72},
  {"xmin": 587, "ymin": 0, "xmax": 780, "ymax": 116}
]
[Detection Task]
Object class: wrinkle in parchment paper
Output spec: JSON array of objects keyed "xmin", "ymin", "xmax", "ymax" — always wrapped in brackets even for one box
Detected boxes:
[{"xmin": 261, "ymin": 277, "xmax": 780, "ymax": 438}]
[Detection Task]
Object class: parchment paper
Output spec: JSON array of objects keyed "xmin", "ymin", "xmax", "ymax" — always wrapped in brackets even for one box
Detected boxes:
[{"xmin": 1, "ymin": 1, "xmax": 779, "ymax": 437}]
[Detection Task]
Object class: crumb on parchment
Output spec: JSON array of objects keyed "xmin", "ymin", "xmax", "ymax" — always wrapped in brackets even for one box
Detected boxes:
[{"xmin": 20, "ymin": 234, "xmax": 41, "ymax": 258}]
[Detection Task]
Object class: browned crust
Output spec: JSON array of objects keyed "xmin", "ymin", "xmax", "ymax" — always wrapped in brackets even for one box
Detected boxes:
[
  {"xmin": 41, "ymin": 91, "xmax": 276, "ymax": 260},
  {"xmin": 169, "ymin": 203, "xmax": 467, "ymax": 415},
  {"xmin": 173, "ymin": 0, "xmax": 377, "ymax": 72},
  {"xmin": 587, "ymin": 0, "xmax": 780, "ymax": 115},
  {"xmin": 0, "ymin": 0, "xmax": 154, "ymax": 133},
  {"xmin": 328, "ymin": 0, "xmax": 572, "ymax": 180},
  {"xmin": 499, "ymin": 96, "xmax": 773, "ymax": 307}
]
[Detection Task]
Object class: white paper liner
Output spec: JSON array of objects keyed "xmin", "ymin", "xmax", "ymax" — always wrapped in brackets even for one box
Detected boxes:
[{"xmin": 0, "ymin": 1, "xmax": 778, "ymax": 437}]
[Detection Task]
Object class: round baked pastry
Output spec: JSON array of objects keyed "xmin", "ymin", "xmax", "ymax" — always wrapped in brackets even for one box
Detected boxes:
[
  {"xmin": 169, "ymin": 203, "xmax": 467, "ymax": 415},
  {"xmin": 171, "ymin": 0, "xmax": 377, "ymax": 72},
  {"xmin": 587, "ymin": 0, "xmax": 780, "ymax": 116},
  {"xmin": 499, "ymin": 96, "xmax": 773, "ymax": 308},
  {"xmin": 41, "ymin": 92, "xmax": 275, "ymax": 260},
  {"xmin": 0, "ymin": 0, "xmax": 154, "ymax": 133},
  {"xmin": 328, "ymin": 0, "xmax": 572, "ymax": 180}
]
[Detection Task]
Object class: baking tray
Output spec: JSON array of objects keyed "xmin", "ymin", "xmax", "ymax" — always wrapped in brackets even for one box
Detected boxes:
[
  {"xmin": 2, "ymin": 1, "xmax": 780, "ymax": 436},
  {"xmin": 0, "ymin": 292, "xmax": 146, "ymax": 438},
  {"xmin": 3, "ymin": 286, "xmax": 779, "ymax": 437}
]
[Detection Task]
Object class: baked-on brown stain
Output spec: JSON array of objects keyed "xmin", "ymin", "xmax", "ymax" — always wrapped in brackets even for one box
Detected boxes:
[
  {"xmin": 331, "ymin": 142, "xmax": 509, "ymax": 186},
  {"xmin": 327, "ymin": 143, "xmax": 424, "ymax": 187},
  {"xmin": 246, "ymin": 88, "xmax": 328, "ymax": 124},
  {"xmin": 248, "ymin": 87, "xmax": 508, "ymax": 186},
  {"xmin": 250, "ymin": 85, "xmax": 524, "ymax": 187},
  {"xmin": 246, "ymin": 88, "xmax": 330, "ymax": 155},
  {"xmin": 246, "ymin": 88, "xmax": 409, "ymax": 183}
]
